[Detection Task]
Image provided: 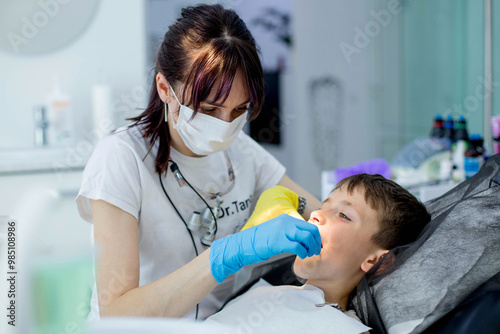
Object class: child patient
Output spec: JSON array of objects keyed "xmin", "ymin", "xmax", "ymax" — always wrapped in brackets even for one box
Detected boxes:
[{"xmin": 205, "ymin": 174, "xmax": 431, "ymax": 334}]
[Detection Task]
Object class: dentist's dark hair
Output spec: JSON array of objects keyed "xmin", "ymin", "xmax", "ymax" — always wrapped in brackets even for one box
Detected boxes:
[{"xmin": 128, "ymin": 4, "xmax": 264, "ymax": 174}]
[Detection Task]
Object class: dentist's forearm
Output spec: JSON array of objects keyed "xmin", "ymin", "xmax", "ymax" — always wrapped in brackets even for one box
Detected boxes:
[
  {"xmin": 278, "ymin": 174, "xmax": 322, "ymax": 220},
  {"xmin": 302, "ymin": 198, "xmax": 322, "ymax": 220},
  {"xmin": 99, "ymin": 249, "xmax": 217, "ymax": 318}
]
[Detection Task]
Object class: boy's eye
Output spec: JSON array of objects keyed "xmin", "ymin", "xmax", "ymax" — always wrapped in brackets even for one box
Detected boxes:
[{"xmin": 339, "ymin": 212, "xmax": 351, "ymax": 221}]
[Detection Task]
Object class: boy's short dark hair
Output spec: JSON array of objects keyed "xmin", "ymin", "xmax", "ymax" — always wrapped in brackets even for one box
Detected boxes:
[{"xmin": 333, "ymin": 173, "xmax": 431, "ymax": 250}]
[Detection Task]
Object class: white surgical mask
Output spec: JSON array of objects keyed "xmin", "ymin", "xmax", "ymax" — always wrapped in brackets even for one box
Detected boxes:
[{"xmin": 169, "ymin": 85, "xmax": 248, "ymax": 155}]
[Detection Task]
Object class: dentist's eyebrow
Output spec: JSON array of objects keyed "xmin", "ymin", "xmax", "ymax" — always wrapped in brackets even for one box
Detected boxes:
[{"xmin": 203, "ymin": 98, "xmax": 250, "ymax": 107}]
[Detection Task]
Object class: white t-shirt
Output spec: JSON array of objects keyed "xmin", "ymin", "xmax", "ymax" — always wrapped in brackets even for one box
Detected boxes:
[
  {"xmin": 205, "ymin": 279, "xmax": 371, "ymax": 334},
  {"xmin": 76, "ymin": 124, "xmax": 286, "ymax": 321}
]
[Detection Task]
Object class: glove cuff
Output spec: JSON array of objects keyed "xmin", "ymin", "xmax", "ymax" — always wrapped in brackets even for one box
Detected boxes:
[
  {"xmin": 209, "ymin": 238, "xmax": 229, "ymax": 283},
  {"xmin": 209, "ymin": 236, "xmax": 244, "ymax": 283}
]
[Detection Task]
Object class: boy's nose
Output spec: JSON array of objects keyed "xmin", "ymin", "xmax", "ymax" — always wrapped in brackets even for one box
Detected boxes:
[
  {"xmin": 310, "ymin": 211, "xmax": 325, "ymax": 225},
  {"xmin": 309, "ymin": 213, "xmax": 325, "ymax": 249}
]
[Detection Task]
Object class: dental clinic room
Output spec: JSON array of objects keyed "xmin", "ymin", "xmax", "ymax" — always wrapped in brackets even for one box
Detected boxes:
[{"xmin": 1, "ymin": 0, "xmax": 500, "ymax": 333}]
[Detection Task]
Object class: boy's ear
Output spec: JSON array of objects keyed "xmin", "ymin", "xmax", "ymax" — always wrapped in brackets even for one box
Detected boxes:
[{"xmin": 361, "ymin": 249, "xmax": 389, "ymax": 273}]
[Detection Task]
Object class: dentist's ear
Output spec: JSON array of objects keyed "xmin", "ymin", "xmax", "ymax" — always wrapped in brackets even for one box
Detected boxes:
[
  {"xmin": 156, "ymin": 73, "xmax": 172, "ymax": 104},
  {"xmin": 361, "ymin": 249, "xmax": 388, "ymax": 273}
]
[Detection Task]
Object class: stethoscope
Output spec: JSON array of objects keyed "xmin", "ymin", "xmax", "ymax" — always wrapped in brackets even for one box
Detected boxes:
[{"xmin": 157, "ymin": 151, "xmax": 235, "ymax": 319}]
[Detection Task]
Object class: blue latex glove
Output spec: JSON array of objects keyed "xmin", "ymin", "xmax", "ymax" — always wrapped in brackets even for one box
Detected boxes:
[{"xmin": 210, "ymin": 214, "xmax": 321, "ymax": 283}]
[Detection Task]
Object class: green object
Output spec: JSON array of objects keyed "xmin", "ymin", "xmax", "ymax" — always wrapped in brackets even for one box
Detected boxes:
[{"xmin": 32, "ymin": 256, "xmax": 93, "ymax": 334}]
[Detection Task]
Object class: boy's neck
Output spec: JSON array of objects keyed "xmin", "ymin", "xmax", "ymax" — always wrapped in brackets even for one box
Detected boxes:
[{"xmin": 306, "ymin": 277, "xmax": 359, "ymax": 311}]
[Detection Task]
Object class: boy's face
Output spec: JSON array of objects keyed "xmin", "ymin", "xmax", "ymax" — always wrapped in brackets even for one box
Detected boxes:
[{"xmin": 294, "ymin": 185, "xmax": 384, "ymax": 281}]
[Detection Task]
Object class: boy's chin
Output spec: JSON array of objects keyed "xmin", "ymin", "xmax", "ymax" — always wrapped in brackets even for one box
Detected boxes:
[{"xmin": 293, "ymin": 256, "xmax": 317, "ymax": 279}]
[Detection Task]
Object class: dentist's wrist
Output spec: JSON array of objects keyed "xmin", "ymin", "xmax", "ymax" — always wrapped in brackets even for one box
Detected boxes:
[
  {"xmin": 297, "ymin": 195, "xmax": 307, "ymax": 215},
  {"xmin": 209, "ymin": 234, "xmax": 245, "ymax": 283}
]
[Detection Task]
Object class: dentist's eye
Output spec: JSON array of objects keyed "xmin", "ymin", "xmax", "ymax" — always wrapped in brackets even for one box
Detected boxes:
[
  {"xmin": 201, "ymin": 108, "xmax": 216, "ymax": 114},
  {"xmin": 232, "ymin": 108, "xmax": 247, "ymax": 116},
  {"xmin": 339, "ymin": 212, "xmax": 351, "ymax": 221}
]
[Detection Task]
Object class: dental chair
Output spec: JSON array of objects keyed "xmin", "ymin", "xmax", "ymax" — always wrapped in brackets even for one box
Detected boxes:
[{"xmin": 225, "ymin": 154, "xmax": 500, "ymax": 334}]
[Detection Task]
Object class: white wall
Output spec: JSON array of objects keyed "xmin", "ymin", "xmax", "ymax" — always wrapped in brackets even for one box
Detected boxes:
[
  {"xmin": 276, "ymin": 0, "xmax": 381, "ymax": 198},
  {"xmin": 371, "ymin": 0, "xmax": 403, "ymax": 164},
  {"xmin": 0, "ymin": 0, "xmax": 148, "ymax": 149}
]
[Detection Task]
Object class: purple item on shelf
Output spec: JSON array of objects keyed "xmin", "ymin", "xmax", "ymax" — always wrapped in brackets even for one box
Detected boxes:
[
  {"xmin": 491, "ymin": 116, "xmax": 500, "ymax": 154},
  {"xmin": 491, "ymin": 116, "xmax": 500, "ymax": 139},
  {"xmin": 332, "ymin": 158, "xmax": 391, "ymax": 184}
]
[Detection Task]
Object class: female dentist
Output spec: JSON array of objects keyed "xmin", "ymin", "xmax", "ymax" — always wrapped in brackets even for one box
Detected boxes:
[{"xmin": 76, "ymin": 4, "xmax": 321, "ymax": 321}]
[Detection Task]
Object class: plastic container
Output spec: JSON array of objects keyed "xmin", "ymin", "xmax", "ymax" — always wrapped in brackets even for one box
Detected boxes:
[
  {"xmin": 46, "ymin": 75, "xmax": 74, "ymax": 147},
  {"xmin": 452, "ymin": 115, "xmax": 469, "ymax": 181},
  {"xmin": 91, "ymin": 83, "xmax": 114, "ymax": 138}
]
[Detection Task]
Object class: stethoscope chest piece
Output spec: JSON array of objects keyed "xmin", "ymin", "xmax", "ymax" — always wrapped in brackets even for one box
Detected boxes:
[
  {"xmin": 166, "ymin": 155, "xmax": 232, "ymax": 247},
  {"xmin": 198, "ymin": 195, "xmax": 223, "ymax": 246}
]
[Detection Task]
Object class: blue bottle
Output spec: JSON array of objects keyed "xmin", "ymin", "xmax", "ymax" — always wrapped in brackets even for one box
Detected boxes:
[
  {"xmin": 443, "ymin": 115, "xmax": 455, "ymax": 143},
  {"xmin": 464, "ymin": 134, "xmax": 484, "ymax": 179}
]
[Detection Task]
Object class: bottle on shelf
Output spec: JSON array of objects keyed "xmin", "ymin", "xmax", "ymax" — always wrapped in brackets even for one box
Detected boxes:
[
  {"xmin": 443, "ymin": 114, "xmax": 455, "ymax": 143},
  {"xmin": 454, "ymin": 115, "xmax": 469, "ymax": 142},
  {"xmin": 430, "ymin": 113, "xmax": 445, "ymax": 138},
  {"xmin": 491, "ymin": 115, "xmax": 500, "ymax": 155},
  {"xmin": 452, "ymin": 115, "xmax": 469, "ymax": 181},
  {"xmin": 46, "ymin": 75, "xmax": 74, "ymax": 147},
  {"xmin": 464, "ymin": 134, "xmax": 485, "ymax": 179}
]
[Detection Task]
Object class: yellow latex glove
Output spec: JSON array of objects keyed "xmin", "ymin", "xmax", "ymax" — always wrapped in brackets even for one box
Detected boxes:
[{"xmin": 242, "ymin": 185, "xmax": 304, "ymax": 231}]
